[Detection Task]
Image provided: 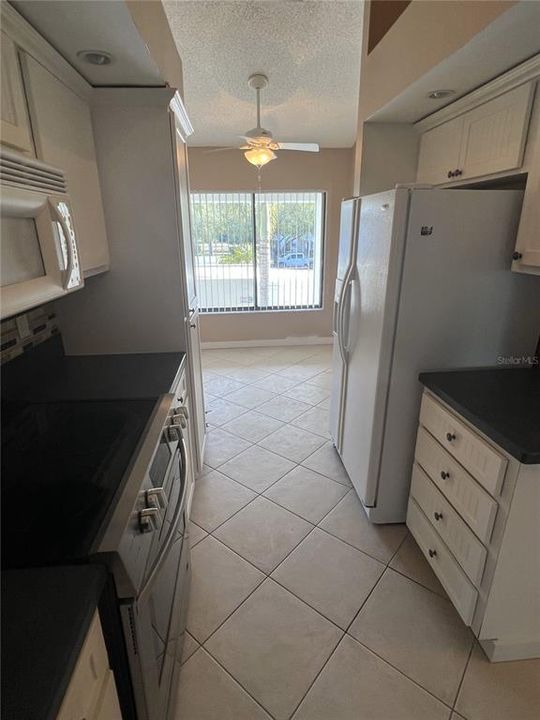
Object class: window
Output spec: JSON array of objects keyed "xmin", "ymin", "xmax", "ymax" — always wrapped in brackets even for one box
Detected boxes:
[{"xmin": 191, "ymin": 192, "xmax": 325, "ymax": 312}]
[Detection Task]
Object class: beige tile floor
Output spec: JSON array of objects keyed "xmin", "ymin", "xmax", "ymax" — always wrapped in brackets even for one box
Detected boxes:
[{"xmin": 175, "ymin": 344, "xmax": 540, "ymax": 720}]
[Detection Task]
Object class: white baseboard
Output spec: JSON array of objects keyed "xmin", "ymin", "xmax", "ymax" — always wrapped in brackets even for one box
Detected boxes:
[
  {"xmin": 480, "ymin": 637, "xmax": 540, "ymax": 662},
  {"xmin": 201, "ymin": 336, "xmax": 333, "ymax": 350}
]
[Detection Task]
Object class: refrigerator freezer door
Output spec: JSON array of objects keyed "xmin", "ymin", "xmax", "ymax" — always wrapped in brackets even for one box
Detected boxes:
[
  {"xmin": 330, "ymin": 198, "xmax": 360, "ymax": 450},
  {"xmin": 336, "ymin": 199, "xmax": 359, "ymax": 282},
  {"xmin": 339, "ymin": 188, "xmax": 410, "ymax": 507}
]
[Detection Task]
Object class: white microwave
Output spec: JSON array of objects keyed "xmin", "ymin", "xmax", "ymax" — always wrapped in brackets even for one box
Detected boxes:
[{"xmin": 1, "ymin": 149, "xmax": 83, "ymax": 319}]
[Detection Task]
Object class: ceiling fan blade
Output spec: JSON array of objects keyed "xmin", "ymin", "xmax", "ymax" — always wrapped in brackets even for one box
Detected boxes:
[
  {"xmin": 276, "ymin": 142, "xmax": 319, "ymax": 152},
  {"xmin": 203, "ymin": 147, "xmax": 242, "ymax": 154}
]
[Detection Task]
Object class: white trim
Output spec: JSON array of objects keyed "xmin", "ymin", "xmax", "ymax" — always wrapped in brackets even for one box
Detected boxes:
[
  {"xmin": 415, "ymin": 54, "xmax": 540, "ymax": 132},
  {"xmin": 201, "ymin": 336, "xmax": 333, "ymax": 349},
  {"xmin": 170, "ymin": 92, "xmax": 194, "ymax": 140},
  {"xmin": 1, "ymin": 2, "xmax": 92, "ymax": 101},
  {"xmin": 480, "ymin": 638, "xmax": 540, "ymax": 662}
]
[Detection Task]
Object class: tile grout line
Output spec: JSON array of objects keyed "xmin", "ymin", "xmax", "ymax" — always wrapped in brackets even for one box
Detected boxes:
[
  {"xmin": 199, "ymin": 576, "xmax": 344, "ymax": 720},
  {"xmin": 199, "ymin": 351, "xmax": 463, "ymax": 716},
  {"xmin": 451, "ymin": 637, "xmax": 475, "ymax": 712},
  {"xmin": 200, "ymin": 460, "xmax": 401, "ymax": 574},
  {"xmin": 194, "ymin": 646, "xmax": 278, "ymax": 720},
  {"xmin": 346, "ymin": 633, "xmax": 457, "ymax": 713},
  {"xmin": 286, "ymin": 630, "xmax": 346, "ymax": 719}
]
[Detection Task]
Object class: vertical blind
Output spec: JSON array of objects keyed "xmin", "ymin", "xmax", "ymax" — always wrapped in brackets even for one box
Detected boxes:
[{"xmin": 190, "ymin": 192, "xmax": 325, "ymax": 312}]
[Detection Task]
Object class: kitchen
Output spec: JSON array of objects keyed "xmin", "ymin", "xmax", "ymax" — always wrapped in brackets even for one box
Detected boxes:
[{"xmin": 1, "ymin": 2, "xmax": 539, "ymax": 720}]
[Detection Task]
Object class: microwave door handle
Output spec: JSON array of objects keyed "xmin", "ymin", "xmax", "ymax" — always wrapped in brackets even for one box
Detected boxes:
[
  {"xmin": 49, "ymin": 201, "xmax": 75, "ymax": 287},
  {"xmin": 138, "ymin": 435, "xmax": 188, "ymax": 601}
]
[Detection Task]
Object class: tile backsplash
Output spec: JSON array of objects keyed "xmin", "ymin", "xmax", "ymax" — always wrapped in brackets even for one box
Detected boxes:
[{"xmin": 1, "ymin": 303, "xmax": 59, "ymax": 364}]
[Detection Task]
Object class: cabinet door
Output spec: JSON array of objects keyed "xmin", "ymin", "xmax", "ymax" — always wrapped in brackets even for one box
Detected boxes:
[
  {"xmin": 459, "ymin": 83, "xmax": 533, "ymax": 180},
  {"xmin": 1, "ymin": 32, "xmax": 33, "ymax": 153},
  {"xmin": 416, "ymin": 115, "xmax": 463, "ymax": 184},
  {"xmin": 21, "ymin": 53, "xmax": 110, "ymax": 275},
  {"xmin": 187, "ymin": 307, "xmax": 206, "ymax": 472}
]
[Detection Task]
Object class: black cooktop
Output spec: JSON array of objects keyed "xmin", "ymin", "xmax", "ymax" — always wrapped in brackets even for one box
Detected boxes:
[{"xmin": 1, "ymin": 397, "xmax": 157, "ymax": 568}]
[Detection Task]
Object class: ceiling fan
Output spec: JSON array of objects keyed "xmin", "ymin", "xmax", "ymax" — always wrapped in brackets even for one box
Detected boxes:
[{"xmin": 212, "ymin": 74, "xmax": 319, "ymax": 169}]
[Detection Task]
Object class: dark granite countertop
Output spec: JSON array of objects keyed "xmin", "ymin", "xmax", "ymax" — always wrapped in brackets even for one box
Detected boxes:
[
  {"xmin": 1, "ymin": 335, "xmax": 185, "ymax": 402},
  {"xmin": 1, "ymin": 565, "xmax": 107, "ymax": 720},
  {"xmin": 419, "ymin": 368, "xmax": 540, "ymax": 464}
]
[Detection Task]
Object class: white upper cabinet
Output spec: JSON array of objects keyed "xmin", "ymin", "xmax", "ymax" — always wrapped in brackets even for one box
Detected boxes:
[
  {"xmin": 458, "ymin": 83, "xmax": 534, "ymax": 180},
  {"xmin": 0, "ymin": 32, "xmax": 33, "ymax": 154},
  {"xmin": 417, "ymin": 83, "xmax": 534, "ymax": 185},
  {"xmin": 416, "ymin": 115, "xmax": 463, "ymax": 185},
  {"xmin": 21, "ymin": 53, "xmax": 110, "ymax": 276}
]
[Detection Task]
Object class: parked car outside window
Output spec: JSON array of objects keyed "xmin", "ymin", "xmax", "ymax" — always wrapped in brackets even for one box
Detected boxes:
[{"xmin": 277, "ymin": 252, "xmax": 313, "ymax": 268}]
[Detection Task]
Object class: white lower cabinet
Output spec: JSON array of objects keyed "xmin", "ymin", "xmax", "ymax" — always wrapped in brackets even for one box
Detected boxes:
[
  {"xmin": 407, "ymin": 390, "xmax": 540, "ymax": 661},
  {"xmin": 407, "ymin": 497, "xmax": 478, "ymax": 626},
  {"xmin": 410, "ymin": 463, "xmax": 487, "ymax": 587},
  {"xmin": 56, "ymin": 611, "xmax": 121, "ymax": 720}
]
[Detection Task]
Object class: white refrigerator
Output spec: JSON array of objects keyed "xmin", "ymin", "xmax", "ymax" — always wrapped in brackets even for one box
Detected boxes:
[{"xmin": 330, "ymin": 187, "xmax": 540, "ymax": 524}]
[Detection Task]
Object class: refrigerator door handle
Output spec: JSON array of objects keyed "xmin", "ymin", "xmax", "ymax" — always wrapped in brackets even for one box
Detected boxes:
[
  {"xmin": 335, "ymin": 281, "xmax": 347, "ymax": 362},
  {"xmin": 339, "ymin": 274, "xmax": 354, "ymax": 357},
  {"xmin": 341, "ymin": 275, "xmax": 355, "ymax": 355}
]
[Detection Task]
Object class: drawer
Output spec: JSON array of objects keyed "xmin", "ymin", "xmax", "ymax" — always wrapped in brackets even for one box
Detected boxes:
[
  {"xmin": 415, "ymin": 426, "xmax": 498, "ymax": 544},
  {"xmin": 411, "ymin": 463, "xmax": 487, "ymax": 586},
  {"xmin": 420, "ymin": 393, "xmax": 507, "ymax": 495},
  {"xmin": 407, "ymin": 498, "xmax": 478, "ymax": 626},
  {"xmin": 57, "ymin": 612, "xmax": 109, "ymax": 720}
]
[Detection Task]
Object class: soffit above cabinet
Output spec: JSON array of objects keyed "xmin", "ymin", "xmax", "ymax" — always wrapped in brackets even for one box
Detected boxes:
[
  {"xmin": 368, "ymin": 1, "xmax": 540, "ymax": 123},
  {"xmin": 10, "ymin": 0, "xmax": 164, "ymax": 87}
]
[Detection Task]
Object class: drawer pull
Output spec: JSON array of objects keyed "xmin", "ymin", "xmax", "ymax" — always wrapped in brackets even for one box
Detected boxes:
[
  {"xmin": 446, "ymin": 432, "xmax": 456, "ymax": 443},
  {"xmin": 440, "ymin": 470, "xmax": 450, "ymax": 480},
  {"xmin": 428, "ymin": 548, "xmax": 437, "ymax": 558},
  {"xmin": 434, "ymin": 511, "xmax": 443, "ymax": 521}
]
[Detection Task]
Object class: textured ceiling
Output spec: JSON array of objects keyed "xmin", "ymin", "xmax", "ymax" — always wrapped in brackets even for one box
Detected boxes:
[{"xmin": 164, "ymin": 1, "xmax": 363, "ymax": 147}]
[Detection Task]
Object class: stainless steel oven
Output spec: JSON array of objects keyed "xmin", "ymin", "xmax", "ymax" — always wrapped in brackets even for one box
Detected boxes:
[{"xmin": 96, "ymin": 389, "xmax": 191, "ymax": 720}]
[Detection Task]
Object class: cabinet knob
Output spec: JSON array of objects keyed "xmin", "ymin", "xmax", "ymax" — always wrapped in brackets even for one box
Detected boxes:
[
  {"xmin": 446, "ymin": 432, "xmax": 456, "ymax": 443},
  {"xmin": 428, "ymin": 548, "xmax": 437, "ymax": 558},
  {"xmin": 190, "ymin": 323, "xmax": 196, "ymax": 329},
  {"xmin": 454, "ymin": 169, "xmax": 463, "ymax": 177},
  {"xmin": 512, "ymin": 251, "xmax": 523, "ymax": 261},
  {"xmin": 447, "ymin": 170, "xmax": 454, "ymax": 178},
  {"xmin": 440, "ymin": 470, "xmax": 450, "ymax": 480},
  {"xmin": 434, "ymin": 511, "xmax": 443, "ymax": 521}
]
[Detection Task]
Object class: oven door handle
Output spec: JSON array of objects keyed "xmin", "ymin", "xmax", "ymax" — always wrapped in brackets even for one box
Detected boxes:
[{"xmin": 138, "ymin": 435, "xmax": 188, "ymax": 600}]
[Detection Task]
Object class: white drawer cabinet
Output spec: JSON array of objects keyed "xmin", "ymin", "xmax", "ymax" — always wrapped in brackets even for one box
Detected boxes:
[
  {"xmin": 411, "ymin": 463, "xmax": 487, "ymax": 586},
  {"xmin": 415, "ymin": 425, "xmax": 498, "ymax": 543},
  {"xmin": 407, "ymin": 498, "xmax": 478, "ymax": 625},
  {"xmin": 419, "ymin": 392, "xmax": 507, "ymax": 496},
  {"xmin": 0, "ymin": 31, "xmax": 33, "ymax": 154},
  {"xmin": 416, "ymin": 83, "xmax": 534, "ymax": 185},
  {"xmin": 57, "ymin": 611, "xmax": 121, "ymax": 720},
  {"xmin": 408, "ymin": 390, "xmax": 540, "ymax": 662}
]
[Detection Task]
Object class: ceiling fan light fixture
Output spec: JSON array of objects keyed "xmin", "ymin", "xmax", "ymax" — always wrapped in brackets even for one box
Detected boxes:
[{"xmin": 244, "ymin": 147, "xmax": 276, "ymax": 168}]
